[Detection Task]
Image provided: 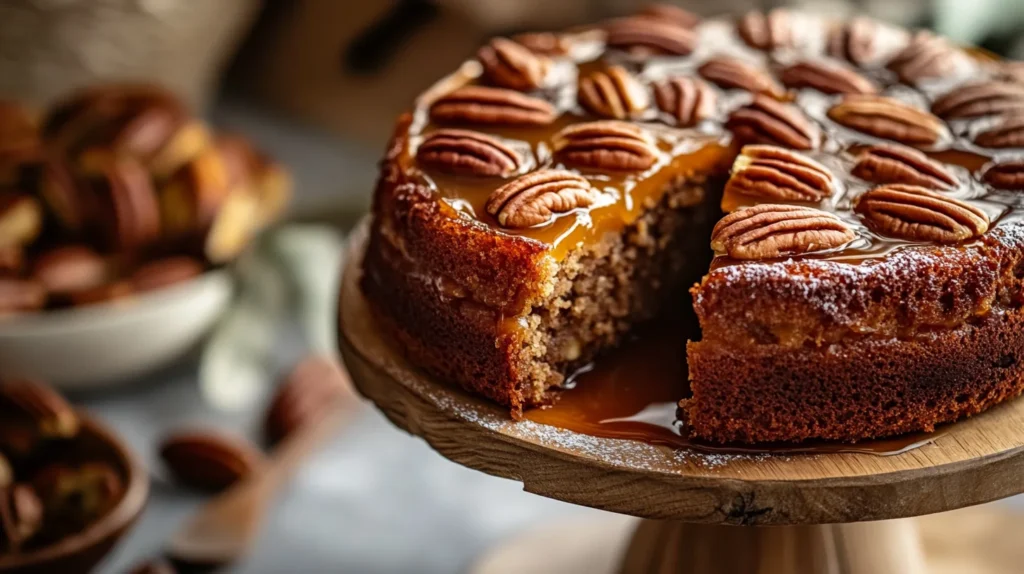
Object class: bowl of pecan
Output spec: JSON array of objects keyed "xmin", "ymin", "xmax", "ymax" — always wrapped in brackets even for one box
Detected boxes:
[
  {"xmin": 0, "ymin": 86, "xmax": 291, "ymax": 388},
  {"xmin": 0, "ymin": 379, "xmax": 149, "ymax": 574}
]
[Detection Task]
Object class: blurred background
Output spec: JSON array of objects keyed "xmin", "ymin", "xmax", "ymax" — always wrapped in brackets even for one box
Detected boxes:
[{"xmin": 2, "ymin": 0, "xmax": 1024, "ymax": 572}]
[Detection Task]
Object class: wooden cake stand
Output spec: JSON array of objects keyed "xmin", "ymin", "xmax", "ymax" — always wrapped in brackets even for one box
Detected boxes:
[{"xmin": 338, "ymin": 235, "xmax": 1024, "ymax": 573}]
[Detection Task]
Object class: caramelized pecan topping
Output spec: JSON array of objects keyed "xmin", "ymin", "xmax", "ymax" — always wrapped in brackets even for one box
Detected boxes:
[
  {"xmin": 698, "ymin": 57, "xmax": 785, "ymax": 98},
  {"xmin": 886, "ymin": 32, "xmax": 962, "ymax": 85},
  {"xmin": 417, "ymin": 129, "xmax": 521, "ymax": 177},
  {"xmin": 477, "ymin": 37, "xmax": 552, "ymax": 91},
  {"xmin": 486, "ymin": 170, "xmax": 598, "ymax": 228},
  {"xmin": 852, "ymin": 144, "xmax": 957, "ymax": 190},
  {"xmin": 578, "ymin": 66, "xmax": 649, "ymax": 120},
  {"xmin": 553, "ymin": 121, "xmax": 658, "ymax": 171},
  {"xmin": 711, "ymin": 204, "xmax": 855, "ymax": 260},
  {"xmin": 827, "ymin": 95, "xmax": 946, "ymax": 147},
  {"xmin": 430, "ymin": 86, "xmax": 556, "ymax": 126},
  {"xmin": 982, "ymin": 161, "xmax": 1024, "ymax": 190},
  {"xmin": 737, "ymin": 9, "xmax": 795, "ymax": 51},
  {"xmin": 778, "ymin": 60, "xmax": 878, "ymax": 95},
  {"xmin": 511, "ymin": 32, "xmax": 571, "ymax": 56},
  {"xmin": 855, "ymin": 184, "xmax": 988, "ymax": 243},
  {"xmin": 932, "ymin": 81, "xmax": 1024, "ymax": 119},
  {"xmin": 827, "ymin": 17, "xmax": 886, "ymax": 66},
  {"xmin": 725, "ymin": 95, "xmax": 819, "ymax": 150},
  {"xmin": 636, "ymin": 3, "xmax": 701, "ymax": 29},
  {"xmin": 974, "ymin": 115, "xmax": 1024, "ymax": 149},
  {"xmin": 726, "ymin": 145, "xmax": 836, "ymax": 202},
  {"xmin": 605, "ymin": 17, "xmax": 697, "ymax": 56},
  {"xmin": 653, "ymin": 77, "xmax": 717, "ymax": 126}
]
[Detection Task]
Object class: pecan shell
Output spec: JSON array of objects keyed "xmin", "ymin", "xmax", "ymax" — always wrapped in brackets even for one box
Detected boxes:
[
  {"xmin": 711, "ymin": 204, "xmax": 855, "ymax": 260},
  {"xmin": 430, "ymin": 86, "xmax": 556, "ymax": 126},
  {"xmin": 416, "ymin": 129, "xmax": 521, "ymax": 177},
  {"xmin": 578, "ymin": 66, "xmax": 649, "ymax": 120},
  {"xmin": 982, "ymin": 160, "xmax": 1024, "ymax": 190},
  {"xmin": 698, "ymin": 57, "xmax": 785, "ymax": 98},
  {"xmin": 0, "ymin": 379, "xmax": 78, "ymax": 438},
  {"xmin": 605, "ymin": 16, "xmax": 697, "ymax": 56},
  {"xmin": 725, "ymin": 94, "xmax": 819, "ymax": 150},
  {"xmin": 159, "ymin": 431, "xmax": 265, "ymax": 492},
  {"xmin": 778, "ymin": 60, "xmax": 878, "ymax": 95},
  {"xmin": 737, "ymin": 9, "xmax": 794, "ymax": 51},
  {"xmin": 636, "ymin": 3, "xmax": 701, "ymax": 29},
  {"xmin": 477, "ymin": 37, "xmax": 551, "ymax": 91},
  {"xmin": 725, "ymin": 145, "xmax": 836, "ymax": 202},
  {"xmin": 553, "ymin": 121, "xmax": 658, "ymax": 171},
  {"xmin": 827, "ymin": 17, "xmax": 886, "ymax": 66},
  {"xmin": 974, "ymin": 115, "xmax": 1024, "ymax": 149},
  {"xmin": 486, "ymin": 170, "xmax": 598, "ymax": 228},
  {"xmin": 265, "ymin": 355, "xmax": 352, "ymax": 445},
  {"xmin": 932, "ymin": 81, "xmax": 1024, "ymax": 119},
  {"xmin": 653, "ymin": 76, "xmax": 717, "ymax": 126},
  {"xmin": 827, "ymin": 95, "xmax": 946, "ymax": 147},
  {"xmin": 854, "ymin": 184, "xmax": 989, "ymax": 243},
  {"xmin": 886, "ymin": 32, "xmax": 962, "ymax": 85},
  {"xmin": 0, "ymin": 484, "xmax": 42, "ymax": 550},
  {"xmin": 852, "ymin": 144, "xmax": 956, "ymax": 190}
]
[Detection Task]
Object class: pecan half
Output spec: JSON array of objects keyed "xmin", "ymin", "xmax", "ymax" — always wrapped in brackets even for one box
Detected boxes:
[
  {"xmin": 486, "ymin": 170, "xmax": 598, "ymax": 228},
  {"xmin": 511, "ymin": 32, "xmax": 570, "ymax": 56},
  {"xmin": 778, "ymin": 60, "xmax": 878, "ymax": 95},
  {"xmin": 553, "ymin": 121, "xmax": 658, "ymax": 171},
  {"xmin": 698, "ymin": 57, "xmax": 785, "ymax": 98},
  {"xmin": 578, "ymin": 66, "xmax": 649, "ymax": 120},
  {"xmin": 725, "ymin": 145, "xmax": 836, "ymax": 202},
  {"xmin": 0, "ymin": 379, "xmax": 78, "ymax": 438},
  {"xmin": 737, "ymin": 9, "xmax": 795, "ymax": 51},
  {"xmin": 0, "ymin": 484, "xmax": 42, "ymax": 551},
  {"xmin": 827, "ymin": 17, "xmax": 886, "ymax": 66},
  {"xmin": 605, "ymin": 16, "xmax": 697, "ymax": 56},
  {"xmin": 477, "ymin": 37, "xmax": 552, "ymax": 91},
  {"xmin": 974, "ymin": 115, "xmax": 1024, "ymax": 149},
  {"xmin": 417, "ymin": 129, "xmax": 521, "ymax": 177},
  {"xmin": 932, "ymin": 81, "xmax": 1024, "ymax": 119},
  {"xmin": 827, "ymin": 95, "xmax": 946, "ymax": 147},
  {"xmin": 159, "ymin": 431, "xmax": 265, "ymax": 492},
  {"xmin": 725, "ymin": 95, "xmax": 819, "ymax": 150},
  {"xmin": 265, "ymin": 355, "xmax": 352, "ymax": 445},
  {"xmin": 711, "ymin": 204, "xmax": 855, "ymax": 260},
  {"xmin": 886, "ymin": 32, "xmax": 962, "ymax": 85},
  {"xmin": 430, "ymin": 86, "xmax": 556, "ymax": 126},
  {"xmin": 855, "ymin": 184, "xmax": 988, "ymax": 243},
  {"xmin": 636, "ymin": 3, "xmax": 701, "ymax": 28},
  {"xmin": 653, "ymin": 77, "xmax": 717, "ymax": 126},
  {"xmin": 852, "ymin": 144, "xmax": 957, "ymax": 190},
  {"xmin": 982, "ymin": 160, "xmax": 1024, "ymax": 190}
]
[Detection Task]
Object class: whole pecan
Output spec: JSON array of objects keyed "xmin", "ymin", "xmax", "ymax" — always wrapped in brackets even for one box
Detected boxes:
[
  {"xmin": 0, "ymin": 484, "xmax": 42, "ymax": 551},
  {"xmin": 486, "ymin": 170, "xmax": 598, "ymax": 228},
  {"xmin": 159, "ymin": 431, "xmax": 265, "ymax": 492},
  {"xmin": 636, "ymin": 3, "xmax": 701, "ymax": 29},
  {"xmin": 477, "ymin": 37, "xmax": 552, "ymax": 91},
  {"xmin": 855, "ymin": 184, "xmax": 989, "ymax": 243},
  {"xmin": 711, "ymin": 204, "xmax": 855, "ymax": 260},
  {"xmin": 553, "ymin": 121, "xmax": 658, "ymax": 171},
  {"xmin": 264, "ymin": 355, "xmax": 352, "ymax": 445},
  {"xmin": 578, "ymin": 66, "xmax": 649, "ymax": 120},
  {"xmin": 736, "ymin": 9, "xmax": 795, "ymax": 51},
  {"xmin": 886, "ymin": 32, "xmax": 963, "ymax": 85},
  {"xmin": 0, "ymin": 379, "xmax": 79, "ymax": 439},
  {"xmin": 430, "ymin": 86, "xmax": 556, "ymax": 126},
  {"xmin": 604, "ymin": 16, "xmax": 697, "ymax": 56},
  {"xmin": 725, "ymin": 145, "xmax": 836, "ymax": 202},
  {"xmin": 779, "ymin": 60, "xmax": 877, "ymax": 95},
  {"xmin": 827, "ymin": 17, "xmax": 887, "ymax": 66},
  {"xmin": 511, "ymin": 32, "xmax": 570, "ymax": 56},
  {"xmin": 852, "ymin": 144, "xmax": 956, "ymax": 190},
  {"xmin": 932, "ymin": 82, "xmax": 1024, "ymax": 119},
  {"xmin": 416, "ymin": 129, "xmax": 521, "ymax": 177},
  {"xmin": 698, "ymin": 57, "xmax": 785, "ymax": 98},
  {"xmin": 725, "ymin": 94, "xmax": 819, "ymax": 150},
  {"xmin": 982, "ymin": 160, "xmax": 1024, "ymax": 190},
  {"xmin": 653, "ymin": 76, "xmax": 717, "ymax": 126},
  {"xmin": 974, "ymin": 115, "xmax": 1024, "ymax": 149},
  {"xmin": 827, "ymin": 95, "xmax": 946, "ymax": 147}
]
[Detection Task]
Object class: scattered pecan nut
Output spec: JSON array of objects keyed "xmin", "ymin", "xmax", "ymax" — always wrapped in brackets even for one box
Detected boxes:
[
  {"xmin": 553, "ymin": 121, "xmax": 658, "ymax": 171},
  {"xmin": 711, "ymin": 204, "xmax": 855, "ymax": 260},
  {"xmin": 827, "ymin": 95, "xmax": 946, "ymax": 147},
  {"xmin": 0, "ymin": 484, "xmax": 43, "ymax": 551},
  {"xmin": 778, "ymin": 60, "xmax": 877, "ymax": 95},
  {"xmin": 827, "ymin": 17, "xmax": 888, "ymax": 67},
  {"xmin": 725, "ymin": 94, "xmax": 819, "ymax": 150},
  {"xmin": 982, "ymin": 161, "xmax": 1024, "ymax": 190},
  {"xmin": 737, "ymin": 9, "xmax": 795, "ymax": 51},
  {"xmin": 852, "ymin": 144, "xmax": 957, "ymax": 190},
  {"xmin": 725, "ymin": 145, "xmax": 836, "ymax": 202},
  {"xmin": 416, "ymin": 129, "xmax": 521, "ymax": 177},
  {"xmin": 0, "ymin": 193, "xmax": 42, "ymax": 249},
  {"xmin": 886, "ymin": 32, "xmax": 963, "ymax": 85},
  {"xmin": 854, "ymin": 184, "xmax": 989, "ymax": 243},
  {"xmin": 265, "ymin": 356, "xmax": 352, "ymax": 445},
  {"xmin": 486, "ymin": 170, "xmax": 598, "ymax": 228},
  {"xmin": 605, "ymin": 16, "xmax": 697, "ymax": 56},
  {"xmin": 430, "ymin": 86, "xmax": 556, "ymax": 126},
  {"xmin": 578, "ymin": 66, "xmax": 649, "ymax": 120},
  {"xmin": 931, "ymin": 81, "xmax": 1024, "ymax": 119},
  {"xmin": 636, "ymin": 3, "xmax": 701, "ymax": 29},
  {"xmin": 698, "ymin": 57, "xmax": 785, "ymax": 98},
  {"xmin": 653, "ymin": 76, "xmax": 717, "ymax": 126},
  {"xmin": 477, "ymin": 37, "xmax": 552, "ymax": 91},
  {"xmin": 973, "ymin": 115, "xmax": 1024, "ymax": 149},
  {"xmin": 0, "ymin": 379, "xmax": 79, "ymax": 439},
  {"xmin": 159, "ymin": 431, "xmax": 265, "ymax": 492}
]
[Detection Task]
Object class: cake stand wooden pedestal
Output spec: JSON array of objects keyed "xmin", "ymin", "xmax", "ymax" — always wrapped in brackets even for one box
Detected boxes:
[{"xmin": 338, "ymin": 236, "xmax": 1024, "ymax": 574}]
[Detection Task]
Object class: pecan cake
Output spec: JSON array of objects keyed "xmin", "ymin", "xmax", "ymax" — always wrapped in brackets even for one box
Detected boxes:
[{"xmin": 359, "ymin": 5, "xmax": 1024, "ymax": 444}]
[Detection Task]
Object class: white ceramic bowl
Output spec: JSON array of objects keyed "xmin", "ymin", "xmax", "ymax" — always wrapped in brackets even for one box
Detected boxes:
[{"xmin": 0, "ymin": 270, "xmax": 232, "ymax": 389}]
